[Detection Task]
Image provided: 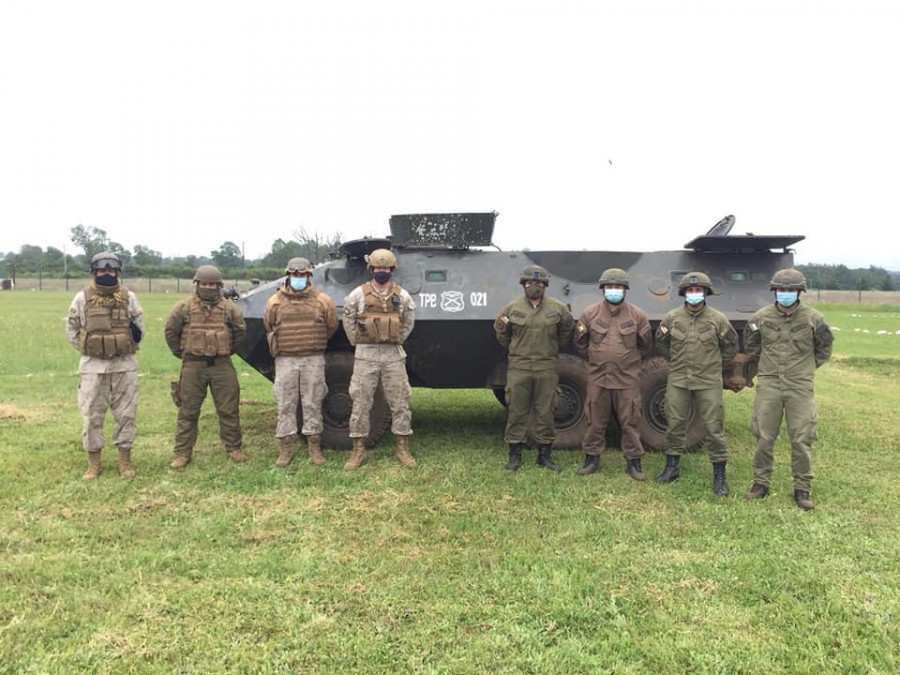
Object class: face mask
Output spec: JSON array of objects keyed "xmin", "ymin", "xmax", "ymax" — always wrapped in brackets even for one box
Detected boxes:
[
  {"xmin": 290, "ymin": 276, "xmax": 309, "ymax": 291},
  {"xmin": 373, "ymin": 271, "xmax": 392, "ymax": 285},
  {"xmin": 197, "ymin": 287, "xmax": 221, "ymax": 302},
  {"xmin": 94, "ymin": 274, "xmax": 118, "ymax": 287},
  {"xmin": 776, "ymin": 291, "xmax": 798, "ymax": 307},
  {"xmin": 685, "ymin": 291, "xmax": 705, "ymax": 306},
  {"xmin": 603, "ymin": 288, "xmax": 624, "ymax": 304},
  {"xmin": 525, "ymin": 284, "xmax": 545, "ymax": 300}
]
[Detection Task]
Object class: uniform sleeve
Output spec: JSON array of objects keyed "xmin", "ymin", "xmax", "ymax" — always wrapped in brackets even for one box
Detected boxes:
[
  {"xmin": 227, "ymin": 302, "xmax": 247, "ymax": 351},
  {"xmin": 494, "ymin": 302, "xmax": 513, "ymax": 349},
  {"xmin": 573, "ymin": 307, "xmax": 592, "ymax": 352},
  {"xmin": 342, "ymin": 289, "xmax": 360, "ymax": 346},
  {"xmin": 718, "ymin": 315, "xmax": 739, "ymax": 365},
  {"xmin": 263, "ymin": 295, "xmax": 277, "ymax": 334},
  {"xmin": 813, "ymin": 315, "xmax": 834, "ymax": 368},
  {"xmin": 164, "ymin": 301, "xmax": 186, "ymax": 357},
  {"xmin": 66, "ymin": 293, "xmax": 84, "ymax": 351},
  {"xmin": 744, "ymin": 312, "xmax": 762, "ymax": 367},
  {"xmin": 655, "ymin": 314, "xmax": 672, "ymax": 359},
  {"xmin": 557, "ymin": 303, "xmax": 575, "ymax": 347},
  {"xmin": 400, "ymin": 292, "xmax": 416, "ymax": 343},
  {"xmin": 322, "ymin": 293, "xmax": 339, "ymax": 340},
  {"xmin": 636, "ymin": 308, "xmax": 653, "ymax": 353},
  {"xmin": 129, "ymin": 293, "xmax": 146, "ymax": 343}
]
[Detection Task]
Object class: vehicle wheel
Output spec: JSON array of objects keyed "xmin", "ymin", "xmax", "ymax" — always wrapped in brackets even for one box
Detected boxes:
[
  {"xmin": 492, "ymin": 387, "xmax": 508, "ymax": 407},
  {"xmin": 297, "ymin": 351, "xmax": 392, "ymax": 450},
  {"xmin": 638, "ymin": 357, "xmax": 705, "ymax": 453}
]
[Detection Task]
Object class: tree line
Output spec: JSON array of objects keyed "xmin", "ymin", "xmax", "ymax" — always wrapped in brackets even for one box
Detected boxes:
[
  {"xmin": 796, "ymin": 263, "xmax": 896, "ymax": 291},
  {"xmin": 1, "ymin": 225, "xmax": 343, "ymax": 280}
]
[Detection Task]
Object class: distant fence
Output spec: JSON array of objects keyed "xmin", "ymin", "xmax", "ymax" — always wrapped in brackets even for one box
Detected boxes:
[
  {"xmin": 1, "ymin": 276, "xmax": 275, "ymax": 294},
  {"xmin": 807, "ymin": 290, "xmax": 900, "ymax": 305}
]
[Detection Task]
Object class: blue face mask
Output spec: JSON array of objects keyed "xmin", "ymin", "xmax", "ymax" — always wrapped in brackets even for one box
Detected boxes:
[
  {"xmin": 290, "ymin": 276, "xmax": 309, "ymax": 291},
  {"xmin": 776, "ymin": 291, "xmax": 798, "ymax": 307},
  {"xmin": 603, "ymin": 288, "xmax": 624, "ymax": 304},
  {"xmin": 685, "ymin": 291, "xmax": 705, "ymax": 306}
]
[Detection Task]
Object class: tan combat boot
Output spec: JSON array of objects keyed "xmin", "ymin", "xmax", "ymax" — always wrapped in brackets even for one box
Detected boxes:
[
  {"xmin": 228, "ymin": 448, "xmax": 248, "ymax": 463},
  {"xmin": 344, "ymin": 438, "xmax": 367, "ymax": 470},
  {"xmin": 276, "ymin": 434, "xmax": 296, "ymax": 469},
  {"xmin": 83, "ymin": 452, "xmax": 102, "ymax": 480},
  {"xmin": 118, "ymin": 447, "xmax": 135, "ymax": 478},
  {"xmin": 170, "ymin": 453, "xmax": 192, "ymax": 469},
  {"xmin": 394, "ymin": 435, "xmax": 417, "ymax": 468},
  {"xmin": 307, "ymin": 434, "xmax": 326, "ymax": 466}
]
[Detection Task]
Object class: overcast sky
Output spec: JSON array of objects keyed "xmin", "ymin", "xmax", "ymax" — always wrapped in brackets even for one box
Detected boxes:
[{"xmin": 1, "ymin": 0, "xmax": 897, "ymax": 268}]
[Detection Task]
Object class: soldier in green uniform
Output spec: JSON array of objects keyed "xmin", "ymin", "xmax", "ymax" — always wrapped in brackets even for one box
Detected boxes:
[
  {"xmin": 655, "ymin": 272, "xmax": 738, "ymax": 495},
  {"xmin": 165, "ymin": 265, "xmax": 247, "ymax": 468},
  {"xmin": 744, "ymin": 269, "xmax": 833, "ymax": 510},
  {"xmin": 495, "ymin": 265, "xmax": 575, "ymax": 471}
]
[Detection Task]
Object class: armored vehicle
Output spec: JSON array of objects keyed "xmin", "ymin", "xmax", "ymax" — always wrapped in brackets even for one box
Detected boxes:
[{"xmin": 234, "ymin": 213, "xmax": 804, "ymax": 451}]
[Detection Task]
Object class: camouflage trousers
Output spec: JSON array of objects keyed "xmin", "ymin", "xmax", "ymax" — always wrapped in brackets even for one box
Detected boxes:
[
  {"xmin": 583, "ymin": 385, "xmax": 644, "ymax": 460},
  {"xmin": 750, "ymin": 385, "xmax": 818, "ymax": 491},
  {"xmin": 174, "ymin": 357, "xmax": 242, "ymax": 455},
  {"xmin": 348, "ymin": 358, "xmax": 412, "ymax": 438},
  {"xmin": 665, "ymin": 384, "xmax": 728, "ymax": 462},
  {"xmin": 273, "ymin": 354, "xmax": 327, "ymax": 437},
  {"xmin": 77, "ymin": 371, "xmax": 139, "ymax": 453},
  {"xmin": 505, "ymin": 368, "xmax": 558, "ymax": 445}
]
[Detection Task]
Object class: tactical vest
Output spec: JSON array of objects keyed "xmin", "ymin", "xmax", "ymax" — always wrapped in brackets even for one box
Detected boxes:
[
  {"xmin": 356, "ymin": 282, "xmax": 404, "ymax": 344},
  {"xmin": 179, "ymin": 297, "xmax": 233, "ymax": 357},
  {"xmin": 268, "ymin": 289, "xmax": 330, "ymax": 356},
  {"xmin": 80, "ymin": 285, "xmax": 136, "ymax": 359}
]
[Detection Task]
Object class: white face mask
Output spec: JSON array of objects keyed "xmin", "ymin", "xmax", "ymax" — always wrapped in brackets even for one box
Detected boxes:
[
  {"xmin": 603, "ymin": 288, "xmax": 624, "ymax": 304},
  {"xmin": 685, "ymin": 291, "xmax": 705, "ymax": 306}
]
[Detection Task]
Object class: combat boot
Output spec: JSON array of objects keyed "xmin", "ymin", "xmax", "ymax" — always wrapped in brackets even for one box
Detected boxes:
[
  {"xmin": 307, "ymin": 434, "xmax": 325, "ymax": 466},
  {"xmin": 712, "ymin": 461, "xmax": 729, "ymax": 497},
  {"xmin": 577, "ymin": 454, "xmax": 601, "ymax": 476},
  {"xmin": 83, "ymin": 452, "xmax": 102, "ymax": 480},
  {"xmin": 276, "ymin": 434, "xmax": 296, "ymax": 469},
  {"xmin": 655, "ymin": 454, "xmax": 680, "ymax": 484},
  {"xmin": 744, "ymin": 483, "xmax": 770, "ymax": 500},
  {"xmin": 170, "ymin": 453, "xmax": 191, "ymax": 469},
  {"xmin": 794, "ymin": 489, "xmax": 814, "ymax": 511},
  {"xmin": 505, "ymin": 444, "xmax": 523, "ymax": 471},
  {"xmin": 227, "ymin": 448, "xmax": 248, "ymax": 463},
  {"xmin": 394, "ymin": 435, "xmax": 417, "ymax": 468},
  {"xmin": 625, "ymin": 458, "xmax": 646, "ymax": 481},
  {"xmin": 344, "ymin": 438, "xmax": 368, "ymax": 470},
  {"xmin": 536, "ymin": 444, "xmax": 560, "ymax": 472},
  {"xmin": 118, "ymin": 447, "xmax": 135, "ymax": 478}
]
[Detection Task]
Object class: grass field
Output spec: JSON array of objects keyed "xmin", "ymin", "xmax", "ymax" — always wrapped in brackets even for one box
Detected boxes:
[{"xmin": 1, "ymin": 293, "xmax": 899, "ymax": 674}]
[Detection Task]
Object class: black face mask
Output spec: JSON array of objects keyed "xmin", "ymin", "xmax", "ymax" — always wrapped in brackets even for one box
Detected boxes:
[
  {"xmin": 373, "ymin": 271, "xmax": 392, "ymax": 285},
  {"xmin": 95, "ymin": 274, "xmax": 118, "ymax": 287}
]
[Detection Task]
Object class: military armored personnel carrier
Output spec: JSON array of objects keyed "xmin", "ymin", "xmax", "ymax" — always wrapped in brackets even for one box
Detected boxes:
[{"xmin": 233, "ymin": 213, "xmax": 804, "ymax": 451}]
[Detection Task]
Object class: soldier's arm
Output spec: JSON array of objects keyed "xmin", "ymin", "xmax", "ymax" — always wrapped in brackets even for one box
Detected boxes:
[
  {"xmin": 322, "ymin": 294, "xmax": 339, "ymax": 340},
  {"xmin": 228, "ymin": 303, "xmax": 247, "ymax": 351},
  {"xmin": 557, "ymin": 304, "xmax": 575, "ymax": 346},
  {"xmin": 262, "ymin": 296, "xmax": 277, "ymax": 334},
  {"xmin": 129, "ymin": 293, "xmax": 146, "ymax": 344},
  {"xmin": 342, "ymin": 290, "xmax": 360, "ymax": 346},
  {"xmin": 66, "ymin": 294, "xmax": 84, "ymax": 350},
  {"xmin": 164, "ymin": 302, "xmax": 186, "ymax": 357},
  {"xmin": 636, "ymin": 309, "xmax": 653, "ymax": 353},
  {"xmin": 655, "ymin": 315, "xmax": 672, "ymax": 359},
  {"xmin": 813, "ymin": 315, "xmax": 834, "ymax": 368},
  {"xmin": 494, "ymin": 303, "xmax": 513, "ymax": 349},
  {"xmin": 719, "ymin": 317, "xmax": 739, "ymax": 365},
  {"xmin": 744, "ymin": 313, "xmax": 762, "ymax": 367},
  {"xmin": 573, "ymin": 311, "xmax": 590, "ymax": 353}
]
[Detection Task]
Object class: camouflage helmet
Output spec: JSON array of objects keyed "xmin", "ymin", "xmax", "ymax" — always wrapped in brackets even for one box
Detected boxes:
[
  {"xmin": 519, "ymin": 265, "xmax": 551, "ymax": 285},
  {"xmin": 678, "ymin": 271, "xmax": 715, "ymax": 296},
  {"xmin": 366, "ymin": 248, "xmax": 397, "ymax": 270},
  {"xmin": 769, "ymin": 268, "xmax": 807, "ymax": 292},
  {"xmin": 193, "ymin": 265, "xmax": 224, "ymax": 285},
  {"xmin": 285, "ymin": 257, "xmax": 313, "ymax": 275},
  {"xmin": 598, "ymin": 268, "xmax": 630, "ymax": 289},
  {"xmin": 90, "ymin": 251, "xmax": 122, "ymax": 272}
]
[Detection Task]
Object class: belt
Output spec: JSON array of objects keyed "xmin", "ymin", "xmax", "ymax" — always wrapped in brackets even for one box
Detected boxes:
[{"xmin": 183, "ymin": 355, "xmax": 231, "ymax": 367}]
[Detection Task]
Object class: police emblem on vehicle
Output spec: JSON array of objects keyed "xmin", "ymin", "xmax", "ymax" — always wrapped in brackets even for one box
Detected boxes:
[{"xmin": 440, "ymin": 291, "xmax": 465, "ymax": 312}]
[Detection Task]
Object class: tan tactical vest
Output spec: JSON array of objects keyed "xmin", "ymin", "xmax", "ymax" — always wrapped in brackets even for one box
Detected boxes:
[
  {"xmin": 80, "ymin": 285, "xmax": 136, "ymax": 358},
  {"xmin": 180, "ymin": 297, "xmax": 233, "ymax": 357},
  {"xmin": 268, "ymin": 290, "xmax": 330, "ymax": 356},
  {"xmin": 356, "ymin": 282, "xmax": 404, "ymax": 344}
]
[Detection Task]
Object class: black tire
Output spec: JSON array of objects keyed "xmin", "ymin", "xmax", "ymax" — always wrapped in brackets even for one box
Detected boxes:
[
  {"xmin": 297, "ymin": 351, "xmax": 392, "ymax": 450},
  {"xmin": 638, "ymin": 356, "xmax": 705, "ymax": 453}
]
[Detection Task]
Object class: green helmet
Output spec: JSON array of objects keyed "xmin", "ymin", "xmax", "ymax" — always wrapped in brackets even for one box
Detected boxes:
[
  {"xmin": 678, "ymin": 271, "xmax": 715, "ymax": 296},
  {"xmin": 90, "ymin": 251, "xmax": 122, "ymax": 272},
  {"xmin": 193, "ymin": 265, "xmax": 224, "ymax": 285},
  {"xmin": 598, "ymin": 268, "xmax": 630, "ymax": 289},
  {"xmin": 285, "ymin": 257, "xmax": 313, "ymax": 274},
  {"xmin": 519, "ymin": 265, "xmax": 550, "ymax": 285},
  {"xmin": 366, "ymin": 248, "xmax": 397, "ymax": 270},
  {"xmin": 769, "ymin": 268, "xmax": 807, "ymax": 291}
]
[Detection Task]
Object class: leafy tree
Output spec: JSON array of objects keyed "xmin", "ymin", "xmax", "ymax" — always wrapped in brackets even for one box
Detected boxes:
[
  {"xmin": 70, "ymin": 224, "xmax": 110, "ymax": 259},
  {"xmin": 133, "ymin": 245, "xmax": 163, "ymax": 266},
  {"xmin": 211, "ymin": 241, "xmax": 242, "ymax": 270},
  {"xmin": 880, "ymin": 275, "xmax": 894, "ymax": 291}
]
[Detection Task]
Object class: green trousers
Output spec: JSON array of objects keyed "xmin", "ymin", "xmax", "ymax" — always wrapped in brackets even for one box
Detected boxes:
[
  {"xmin": 504, "ymin": 368, "xmax": 558, "ymax": 445},
  {"xmin": 174, "ymin": 358, "xmax": 243, "ymax": 456},
  {"xmin": 750, "ymin": 385, "xmax": 817, "ymax": 490},
  {"xmin": 665, "ymin": 384, "xmax": 728, "ymax": 463}
]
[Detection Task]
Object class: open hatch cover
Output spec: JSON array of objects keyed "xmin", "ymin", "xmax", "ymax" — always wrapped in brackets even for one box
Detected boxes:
[{"xmin": 684, "ymin": 234, "xmax": 806, "ymax": 252}]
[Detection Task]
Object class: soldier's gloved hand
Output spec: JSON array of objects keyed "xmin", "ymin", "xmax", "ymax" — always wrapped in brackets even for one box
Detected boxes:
[{"xmin": 130, "ymin": 321, "xmax": 143, "ymax": 343}]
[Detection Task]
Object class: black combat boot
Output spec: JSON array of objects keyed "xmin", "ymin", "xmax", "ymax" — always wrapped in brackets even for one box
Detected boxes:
[
  {"xmin": 744, "ymin": 483, "xmax": 770, "ymax": 500},
  {"xmin": 577, "ymin": 454, "xmax": 601, "ymax": 476},
  {"xmin": 712, "ymin": 461, "xmax": 729, "ymax": 497},
  {"xmin": 625, "ymin": 458, "xmax": 646, "ymax": 481},
  {"xmin": 505, "ymin": 443, "xmax": 523, "ymax": 471},
  {"xmin": 536, "ymin": 444, "xmax": 560, "ymax": 472},
  {"xmin": 794, "ymin": 490, "xmax": 814, "ymax": 511},
  {"xmin": 655, "ymin": 454, "xmax": 680, "ymax": 484}
]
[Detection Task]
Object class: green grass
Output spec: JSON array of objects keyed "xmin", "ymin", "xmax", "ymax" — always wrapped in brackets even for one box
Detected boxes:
[{"xmin": 1, "ymin": 293, "xmax": 899, "ymax": 673}]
